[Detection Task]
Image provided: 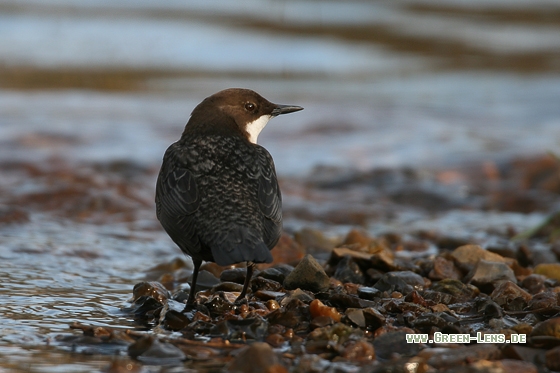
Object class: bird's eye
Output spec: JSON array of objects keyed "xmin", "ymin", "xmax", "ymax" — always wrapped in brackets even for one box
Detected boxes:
[{"xmin": 244, "ymin": 103, "xmax": 256, "ymax": 112}]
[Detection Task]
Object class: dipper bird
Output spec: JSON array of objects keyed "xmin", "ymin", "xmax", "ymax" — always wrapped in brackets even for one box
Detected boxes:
[{"xmin": 156, "ymin": 88, "xmax": 303, "ymax": 305}]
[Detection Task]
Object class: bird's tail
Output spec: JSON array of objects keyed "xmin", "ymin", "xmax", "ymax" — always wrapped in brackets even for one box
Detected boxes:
[{"xmin": 211, "ymin": 227, "xmax": 273, "ymax": 266}]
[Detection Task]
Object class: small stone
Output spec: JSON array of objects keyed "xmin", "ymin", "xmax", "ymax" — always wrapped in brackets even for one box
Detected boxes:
[
  {"xmin": 294, "ymin": 228, "xmax": 337, "ymax": 253},
  {"xmin": 429, "ymin": 256, "xmax": 462, "ymax": 281},
  {"xmin": 427, "ymin": 344, "xmax": 500, "ymax": 369},
  {"xmin": 431, "ymin": 279, "xmax": 479, "ymax": 301},
  {"xmin": 546, "ymin": 346, "xmax": 560, "ymax": 371},
  {"xmin": 534, "ymin": 263, "xmax": 560, "ymax": 281},
  {"xmin": 257, "ymin": 264, "xmax": 294, "ymax": 283},
  {"xmin": 309, "ymin": 299, "xmax": 341, "ymax": 322},
  {"xmin": 128, "ymin": 336, "xmax": 185, "ymax": 362},
  {"xmin": 262, "ymin": 234, "xmax": 305, "ymax": 269},
  {"xmin": 490, "ymin": 281, "xmax": 532, "ymax": 308},
  {"xmin": 363, "ymin": 308, "xmax": 386, "ymax": 330},
  {"xmin": 283, "ymin": 254, "xmax": 330, "ymax": 293},
  {"xmin": 374, "ymin": 271, "xmax": 425, "ymax": 295},
  {"xmin": 340, "ymin": 339, "xmax": 375, "ymax": 362},
  {"xmin": 527, "ymin": 291, "xmax": 558, "ymax": 310},
  {"xmin": 521, "ymin": 274, "xmax": 547, "ymax": 294},
  {"xmin": 357, "ymin": 286, "xmax": 382, "ymax": 300},
  {"xmin": 467, "ymin": 259, "xmax": 517, "ymax": 290},
  {"xmin": 373, "ymin": 331, "xmax": 420, "ymax": 360},
  {"xmin": 531, "ymin": 317, "xmax": 560, "ymax": 338},
  {"xmin": 451, "ymin": 244, "xmax": 513, "ymax": 272},
  {"xmin": 345, "ymin": 308, "xmax": 365, "ymax": 327},
  {"xmin": 131, "ymin": 282, "xmax": 170, "ymax": 304},
  {"xmin": 227, "ymin": 342, "xmax": 284, "ymax": 373},
  {"xmin": 333, "ymin": 256, "xmax": 365, "ymax": 284},
  {"xmin": 342, "ymin": 229, "xmax": 372, "ymax": 247},
  {"xmin": 220, "ymin": 268, "xmax": 249, "ymax": 284}
]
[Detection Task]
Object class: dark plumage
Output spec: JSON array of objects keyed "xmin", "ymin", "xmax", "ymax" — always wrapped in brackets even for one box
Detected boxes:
[{"xmin": 155, "ymin": 88, "xmax": 303, "ymax": 305}]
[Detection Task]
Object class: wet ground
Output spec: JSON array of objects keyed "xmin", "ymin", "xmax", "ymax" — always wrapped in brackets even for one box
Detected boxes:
[{"xmin": 1, "ymin": 0, "xmax": 560, "ymax": 372}]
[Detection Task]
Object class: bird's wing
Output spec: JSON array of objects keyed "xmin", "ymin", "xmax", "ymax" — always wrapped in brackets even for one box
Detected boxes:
[
  {"xmin": 255, "ymin": 146, "xmax": 282, "ymax": 249},
  {"xmin": 155, "ymin": 144, "xmax": 201, "ymax": 254}
]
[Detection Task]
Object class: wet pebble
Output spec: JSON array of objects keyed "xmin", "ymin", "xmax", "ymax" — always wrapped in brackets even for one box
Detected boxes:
[
  {"xmin": 527, "ymin": 291, "xmax": 558, "ymax": 310},
  {"xmin": 357, "ymin": 286, "xmax": 382, "ymax": 300},
  {"xmin": 309, "ymin": 299, "xmax": 341, "ymax": 322},
  {"xmin": 373, "ymin": 271, "xmax": 425, "ymax": 295},
  {"xmin": 466, "ymin": 260, "xmax": 516, "ymax": 291},
  {"xmin": 284, "ymin": 254, "xmax": 330, "ymax": 293},
  {"xmin": 257, "ymin": 264, "xmax": 294, "ymax": 283},
  {"xmin": 127, "ymin": 336, "xmax": 186, "ymax": 363},
  {"xmin": 372, "ymin": 330, "xmax": 421, "ymax": 360},
  {"xmin": 531, "ymin": 317, "xmax": 560, "ymax": 338},
  {"xmin": 132, "ymin": 281, "xmax": 169, "ymax": 304},
  {"xmin": 545, "ymin": 346, "xmax": 560, "ymax": 371},
  {"xmin": 451, "ymin": 244, "xmax": 512, "ymax": 272},
  {"xmin": 520, "ymin": 274, "xmax": 547, "ymax": 294},
  {"xmin": 429, "ymin": 256, "xmax": 462, "ymax": 281},
  {"xmin": 362, "ymin": 308, "xmax": 386, "ymax": 330},
  {"xmin": 220, "ymin": 267, "xmax": 250, "ymax": 284},
  {"xmin": 227, "ymin": 342, "xmax": 285, "ymax": 373},
  {"xmin": 333, "ymin": 256, "xmax": 365, "ymax": 284},
  {"xmin": 426, "ymin": 344, "xmax": 500, "ymax": 369},
  {"xmin": 489, "ymin": 281, "xmax": 532, "ymax": 309},
  {"xmin": 431, "ymin": 279, "xmax": 479, "ymax": 302},
  {"xmin": 534, "ymin": 263, "xmax": 560, "ymax": 281}
]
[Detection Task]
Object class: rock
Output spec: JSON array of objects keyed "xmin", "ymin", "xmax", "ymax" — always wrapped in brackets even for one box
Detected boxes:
[
  {"xmin": 340, "ymin": 339, "xmax": 375, "ymax": 362},
  {"xmin": 131, "ymin": 282, "xmax": 169, "ymax": 304},
  {"xmin": 451, "ymin": 244, "xmax": 513, "ymax": 272},
  {"xmin": 427, "ymin": 344, "xmax": 500, "ymax": 369},
  {"xmin": 373, "ymin": 331, "xmax": 420, "ymax": 360},
  {"xmin": 227, "ymin": 342, "xmax": 284, "ymax": 373},
  {"xmin": 294, "ymin": 228, "xmax": 337, "ymax": 253},
  {"xmin": 466, "ymin": 260, "xmax": 517, "ymax": 290},
  {"xmin": 283, "ymin": 254, "xmax": 330, "ymax": 293},
  {"xmin": 345, "ymin": 308, "xmax": 365, "ymax": 327},
  {"xmin": 521, "ymin": 274, "xmax": 547, "ymax": 294},
  {"xmin": 211, "ymin": 317, "xmax": 268, "ymax": 341},
  {"xmin": 429, "ymin": 256, "xmax": 462, "ymax": 281},
  {"xmin": 527, "ymin": 291, "xmax": 558, "ymax": 310},
  {"xmin": 466, "ymin": 359, "xmax": 538, "ymax": 373},
  {"xmin": 257, "ymin": 264, "xmax": 294, "ymax": 283},
  {"xmin": 490, "ymin": 281, "xmax": 532, "ymax": 309},
  {"xmin": 262, "ymin": 233, "xmax": 305, "ymax": 269},
  {"xmin": 534, "ymin": 263, "xmax": 560, "ymax": 281},
  {"xmin": 531, "ymin": 317, "xmax": 560, "ymax": 338},
  {"xmin": 220, "ymin": 267, "xmax": 249, "ymax": 284},
  {"xmin": 342, "ymin": 229, "xmax": 373, "ymax": 247},
  {"xmin": 546, "ymin": 346, "xmax": 560, "ymax": 371},
  {"xmin": 363, "ymin": 308, "xmax": 386, "ymax": 330},
  {"xmin": 431, "ymin": 279, "xmax": 479, "ymax": 301},
  {"xmin": 128, "ymin": 336, "xmax": 185, "ymax": 363},
  {"xmin": 373, "ymin": 271, "xmax": 425, "ymax": 295},
  {"xmin": 309, "ymin": 299, "xmax": 341, "ymax": 322},
  {"xmin": 357, "ymin": 286, "xmax": 382, "ymax": 300},
  {"xmin": 333, "ymin": 256, "xmax": 365, "ymax": 284}
]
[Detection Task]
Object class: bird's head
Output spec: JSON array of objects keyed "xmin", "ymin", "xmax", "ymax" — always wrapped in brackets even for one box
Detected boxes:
[{"xmin": 184, "ymin": 88, "xmax": 303, "ymax": 144}]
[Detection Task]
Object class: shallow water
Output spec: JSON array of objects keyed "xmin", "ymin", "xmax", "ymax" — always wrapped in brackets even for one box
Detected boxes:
[{"xmin": 1, "ymin": 0, "xmax": 560, "ymax": 371}]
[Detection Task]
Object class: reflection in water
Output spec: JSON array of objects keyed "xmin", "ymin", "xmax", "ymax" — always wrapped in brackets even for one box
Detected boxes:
[{"xmin": 1, "ymin": 0, "xmax": 560, "ymax": 371}]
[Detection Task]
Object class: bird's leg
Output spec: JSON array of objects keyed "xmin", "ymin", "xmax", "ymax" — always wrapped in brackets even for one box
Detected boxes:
[
  {"xmin": 186, "ymin": 258, "xmax": 202, "ymax": 306},
  {"xmin": 236, "ymin": 262, "xmax": 255, "ymax": 303}
]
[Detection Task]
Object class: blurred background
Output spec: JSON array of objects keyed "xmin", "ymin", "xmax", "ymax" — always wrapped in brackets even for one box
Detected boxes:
[{"xmin": 1, "ymin": 0, "xmax": 560, "ymax": 371}]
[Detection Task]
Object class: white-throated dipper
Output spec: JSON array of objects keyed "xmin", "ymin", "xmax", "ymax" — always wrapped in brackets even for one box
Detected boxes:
[{"xmin": 156, "ymin": 88, "xmax": 303, "ymax": 305}]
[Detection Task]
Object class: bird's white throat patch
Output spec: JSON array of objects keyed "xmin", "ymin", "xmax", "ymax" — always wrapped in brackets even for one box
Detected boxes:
[{"xmin": 246, "ymin": 115, "xmax": 272, "ymax": 144}]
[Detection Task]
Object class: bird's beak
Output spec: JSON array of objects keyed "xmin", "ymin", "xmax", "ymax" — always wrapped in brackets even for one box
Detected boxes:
[{"xmin": 271, "ymin": 104, "xmax": 304, "ymax": 116}]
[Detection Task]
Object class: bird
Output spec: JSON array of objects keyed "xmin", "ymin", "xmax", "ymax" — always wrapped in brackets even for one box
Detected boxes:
[{"xmin": 155, "ymin": 88, "xmax": 303, "ymax": 305}]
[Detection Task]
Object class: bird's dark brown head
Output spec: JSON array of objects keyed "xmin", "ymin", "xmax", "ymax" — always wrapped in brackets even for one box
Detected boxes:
[{"xmin": 182, "ymin": 88, "xmax": 303, "ymax": 144}]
